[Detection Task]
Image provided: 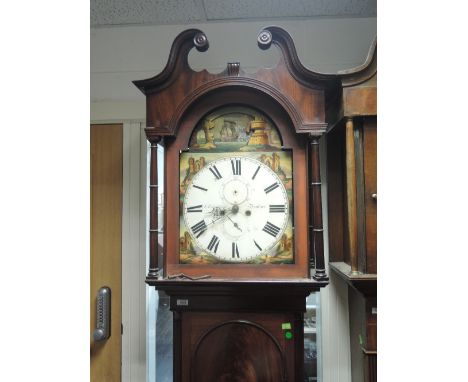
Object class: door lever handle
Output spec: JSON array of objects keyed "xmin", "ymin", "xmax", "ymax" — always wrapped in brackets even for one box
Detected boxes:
[{"xmin": 93, "ymin": 286, "xmax": 111, "ymax": 341}]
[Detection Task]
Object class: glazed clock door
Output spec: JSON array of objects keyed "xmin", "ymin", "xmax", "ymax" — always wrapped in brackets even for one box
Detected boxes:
[
  {"xmin": 162, "ymin": 90, "xmax": 311, "ymax": 280},
  {"xmin": 179, "ymin": 106, "xmax": 295, "ymax": 266}
]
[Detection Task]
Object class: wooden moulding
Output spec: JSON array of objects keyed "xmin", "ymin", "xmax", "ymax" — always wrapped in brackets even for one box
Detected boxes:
[
  {"xmin": 133, "ymin": 27, "xmax": 341, "ymax": 137},
  {"xmin": 151, "ymin": 279, "xmax": 325, "ymax": 311},
  {"xmin": 326, "ymin": 37, "xmax": 377, "ymax": 130},
  {"xmin": 339, "ymin": 38, "xmax": 377, "ymax": 118},
  {"xmin": 338, "ymin": 37, "xmax": 376, "ymax": 88}
]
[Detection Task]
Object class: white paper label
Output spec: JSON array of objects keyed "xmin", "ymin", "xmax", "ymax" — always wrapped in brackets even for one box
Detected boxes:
[
  {"xmin": 372, "ymin": 307, "xmax": 377, "ymax": 314},
  {"xmin": 177, "ymin": 299, "xmax": 189, "ymax": 306}
]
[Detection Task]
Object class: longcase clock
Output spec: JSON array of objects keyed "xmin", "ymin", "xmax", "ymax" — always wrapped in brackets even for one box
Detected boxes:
[{"xmin": 133, "ymin": 27, "xmax": 342, "ymax": 382}]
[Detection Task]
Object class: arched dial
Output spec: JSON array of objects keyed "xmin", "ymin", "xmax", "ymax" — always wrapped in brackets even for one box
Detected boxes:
[{"xmin": 183, "ymin": 156, "xmax": 290, "ymax": 262}]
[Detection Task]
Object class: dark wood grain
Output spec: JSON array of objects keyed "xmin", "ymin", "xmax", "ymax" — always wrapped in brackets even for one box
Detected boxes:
[
  {"xmin": 325, "ymin": 123, "xmax": 347, "ymax": 264},
  {"xmin": 343, "ymin": 87, "xmax": 377, "ymax": 117},
  {"xmin": 192, "ymin": 321, "xmax": 284, "ymax": 382},
  {"xmin": 354, "ymin": 123, "xmax": 367, "ymax": 274},
  {"xmin": 173, "ymin": 311, "xmax": 182, "ymax": 382},
  {"xmin": 365, "ymin": 353, "xmax": 377, "ymax": 382},
  {"xmin": 308, "ymin": 137, "xmax": 328, "ymax": 281},
  {"xmin": 363, "ymin": 118, "xmax": 377, "ymax": 274},
  {"xmin": 364, "ymin": 297, "xmax": 377, "ymax": 382},
  {"xmin": 345, "ymin": 117, "xmax": 359, "ymax": 273}
]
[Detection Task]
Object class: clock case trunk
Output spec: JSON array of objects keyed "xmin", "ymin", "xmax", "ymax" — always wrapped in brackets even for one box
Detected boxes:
[
  {"xmin": 132, "ymin": 27, "xmax": 376, "ymax": 382},
  {"xmin": 158, "ymin": 280, "xmax": 324, "ymax": 382}
]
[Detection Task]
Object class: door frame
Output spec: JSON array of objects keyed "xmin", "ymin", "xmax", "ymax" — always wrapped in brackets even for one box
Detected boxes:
[{"xmin": 121, "ymin": 121, "xmax": 150, "ymax": 381}]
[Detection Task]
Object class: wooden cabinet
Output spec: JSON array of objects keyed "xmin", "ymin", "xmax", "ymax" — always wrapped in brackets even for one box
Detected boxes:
[
  {"xmin": 327, "ymin": 116, "xmax": 377, "ymax": 275},
  {"xmin": 326, "ymin": 40, "xmax": 377, "ymax": 382}
]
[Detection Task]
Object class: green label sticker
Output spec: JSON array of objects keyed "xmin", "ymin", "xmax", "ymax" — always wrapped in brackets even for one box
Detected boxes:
[
  {"xmin": 358, "ymin": 334, "xmax": 363, "ymax": 345},
  {"xmin": 281, "ymin": 323, "xmax": 292, "ymax": 330},
  {"xmin": 285, "ymin": 331, "xmax": 293, "ymax": 340}
]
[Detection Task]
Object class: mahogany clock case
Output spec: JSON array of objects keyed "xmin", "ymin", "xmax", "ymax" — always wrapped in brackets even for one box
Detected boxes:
[
  {"xmin": 130, "ymin": 26, "xmax": 375, "ymax": 382},
  {"xmin": 133, "ymin": 27, "xmax": 336, "ymax": 284},
  {"xmin": 164, "ymin": 88, "xmax": 310, "ymax": 280}
]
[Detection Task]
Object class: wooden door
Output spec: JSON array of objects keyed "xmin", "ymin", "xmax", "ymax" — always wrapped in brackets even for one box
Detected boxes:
[
  {"xmin": 180, "ymin": 311, "xmax": 298, "ymax": 382},
  {"xmin": 193, "ymin": 321, "xmax": 285, "ymax": 381},
  {"xmin": 90, "ymin": 124, "xmax": 123, "ymax": 382}
]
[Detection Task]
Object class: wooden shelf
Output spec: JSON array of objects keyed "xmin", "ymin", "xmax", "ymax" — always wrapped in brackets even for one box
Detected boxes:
[{"xmin": 329, "ymin": 262, "xmax": 376, "ymax": 297}]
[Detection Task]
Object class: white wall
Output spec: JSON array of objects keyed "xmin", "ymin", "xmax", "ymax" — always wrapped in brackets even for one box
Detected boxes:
[{"xmin": 97, "ymin": 17, "xmax": 376, "ymax": 382}]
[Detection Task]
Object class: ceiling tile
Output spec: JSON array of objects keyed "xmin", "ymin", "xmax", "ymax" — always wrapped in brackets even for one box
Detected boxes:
[
  {"xmin": 91, "ymin": 0, "xmax": 205, "ymax": 26},
  {"xmin": 203, "ymin": 0, "xmax": 376, "ymax": 20}
]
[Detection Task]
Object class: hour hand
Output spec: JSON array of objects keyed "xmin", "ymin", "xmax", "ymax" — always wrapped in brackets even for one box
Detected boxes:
[{"xmin": 226, "ymin": 215, "xmax": 242, "ymax": 232}]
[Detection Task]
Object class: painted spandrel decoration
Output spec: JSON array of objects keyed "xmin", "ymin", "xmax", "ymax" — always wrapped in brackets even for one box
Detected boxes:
[
  {"xmin": 189, "ymin": 106, "xmax": 282, "ymax": 151},
  {"xmin": 179, "ymin": 106, "xmax": 294, "ymax": 265}
]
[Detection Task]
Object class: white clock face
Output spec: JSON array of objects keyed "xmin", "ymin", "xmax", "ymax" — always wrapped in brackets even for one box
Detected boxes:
[{"xmin": 182, "ymin": 156, "xmax": 290, "ymax": 262}]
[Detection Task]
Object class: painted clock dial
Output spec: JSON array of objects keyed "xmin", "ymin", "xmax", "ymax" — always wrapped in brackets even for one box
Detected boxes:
[
  {"xmin": 182, "ymin": 156, "xmax": 289, "ymax": 262},
  {"xmin": 179, "ymin": 106, "xmax": 294, "ymax": 265}
]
